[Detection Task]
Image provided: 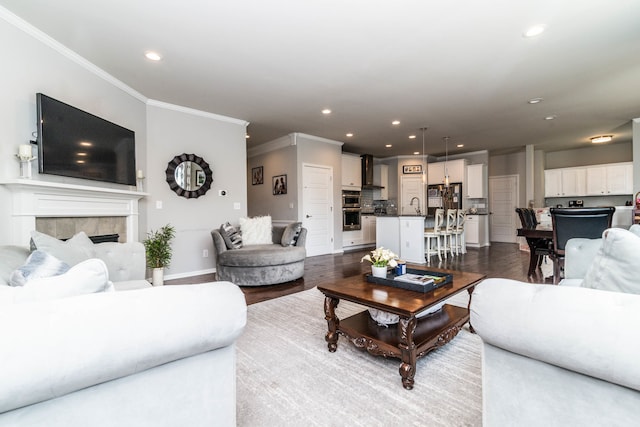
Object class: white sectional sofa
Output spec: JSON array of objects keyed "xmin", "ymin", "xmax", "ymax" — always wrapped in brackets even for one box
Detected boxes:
[
  {"xmin": 0, "ymin": 237, "xmax": 247, "ymax": 427},
  {"xmin": 470, "ymin": 226, "xmax": 640, "ymax": 427}
]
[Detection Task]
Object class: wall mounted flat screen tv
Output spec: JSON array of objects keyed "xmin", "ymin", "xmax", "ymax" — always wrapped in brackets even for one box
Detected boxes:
[{"xmin": 36, "ymin": 93, "xmax": 136, "ymax": 185}]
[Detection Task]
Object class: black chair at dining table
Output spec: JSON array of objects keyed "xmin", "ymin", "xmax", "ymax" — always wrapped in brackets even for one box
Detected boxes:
[
  {"xmin": 549, "ymin": 206, "xmax": 615, "ymax": 283},
  {"xmin": 516, "ymin": 208, "xmax": 552, "ymax": 277}
]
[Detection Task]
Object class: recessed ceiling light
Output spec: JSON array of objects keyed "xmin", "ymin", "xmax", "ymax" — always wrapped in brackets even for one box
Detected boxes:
[
  {"xmin": 408, "ymin": 135, "xmax": 416, "ymax": 139},
  {"xmin": 77, "ymin": 152, "xmax": 87, "ymax": 156},
  {"xmin": 321, "ymin": 109, "xmax": 331, "ymax": 115},
  {"xmin": 413, "ymin": 151, "xmax": 420, "ymax": 155},
  {"xmin": 145, "ymin": 51, "xmax": 162, "ymax": 61},
  {"xmin": 76, "ymin": 160, "xmax": 85, "ymax": 164},
  {"xmin": 245, "ymin": 134, "xmax": 250, "ymax": 139},
  {"xmin": 528, "ymin": 97, "xmax": 543, "ymax": 104},
  {"xmin": 346, "ymin": 133, "xmax": 353, "ymax": 137},
  {"xmin": 385, "ymin": 144, "xmax": 392, "ymax": 148},
  {"xmin": 544, "ymin": 115, "xmax": 557, "ymax": 120},
  {"xmin": 457, "ymin": 144, "xmax": 464, "ymax": 148},
  {"xmin": 392, "ymin": 120, "xmax": 400, "ymax": 125},
  {"xmin": 590, "ymin": 135, "xmax": 613, "ymax": 144},
  {"xmin": 523, "ymin": 25, "xmax": 545, "ymax": 38},
  {"xmin": 79, "ymin": 141, "xmax": 92, "ymax": 147}
]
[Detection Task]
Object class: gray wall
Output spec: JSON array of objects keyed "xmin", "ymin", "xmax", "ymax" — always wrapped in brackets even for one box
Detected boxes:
[
  {"xmin": 545, "ymin": 142, "xmax": 632, "ymax": 169},
  {"xmin": 146, "ymin": 104, "xmax": 247, "ymax": 278},
  {"xmin": 0, "ymin": 14, "xmax": 148, "ymax": 241},
  {"xmin": 247, "ymin": 135, "xmax": 298, "ymax": 220},
  {"xmin": 0, "ymin": 14, "xmax": 249, "ymax": 278}
]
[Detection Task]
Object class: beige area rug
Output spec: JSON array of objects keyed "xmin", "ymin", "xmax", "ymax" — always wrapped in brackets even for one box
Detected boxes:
[{"xmin": 236, "ymin": 288, "xmax": 482, "ymax": 427}]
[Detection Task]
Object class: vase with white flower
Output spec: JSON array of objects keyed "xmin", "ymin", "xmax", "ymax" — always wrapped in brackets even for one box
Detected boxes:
[{"xmin": 361, "ymin": 247, "xmax": 398, "ymax": 278}]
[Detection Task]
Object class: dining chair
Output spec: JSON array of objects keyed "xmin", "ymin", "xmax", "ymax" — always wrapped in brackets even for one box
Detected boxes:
[
  {"xmin": 424, "ymin": 208, "xmax": 444, "ymax": 262},
  {"xmin": 516, "ymin": 208, "xmax": 553, "ymax": 277},
  {"xmin": 549, "ymin": 207, "xmax": 615, "ymax": 283}
]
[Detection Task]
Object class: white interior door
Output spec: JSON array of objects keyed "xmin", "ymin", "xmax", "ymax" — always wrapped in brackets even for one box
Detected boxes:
[
  {"xmin": 489, "ymin": 175, "xmax": 519, "ymax": 243},
  {"xmin": 400, "ymin": 175, "xmax": 425, "ymax": 215},
  {"xmin": 302, "ymin": 164, "xmax": 333, "ymax": 257}
]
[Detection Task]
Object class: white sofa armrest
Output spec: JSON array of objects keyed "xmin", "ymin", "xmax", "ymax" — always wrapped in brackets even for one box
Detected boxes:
[
  {"xmin": 470, "ymin": 278, "xmax": 640, "ymax": 391},
  {"xmin": 0, "ymin": 282, "xmax": 246, "ymax": 413}
]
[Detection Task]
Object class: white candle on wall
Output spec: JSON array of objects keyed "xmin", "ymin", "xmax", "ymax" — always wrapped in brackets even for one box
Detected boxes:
[
  {"xmin": 137, "ymin": 170, "xmax": 144, "ymax": 179},
  {"xmin": 19, "ymin": 144, "xmax": 32, "ymax": 158}
]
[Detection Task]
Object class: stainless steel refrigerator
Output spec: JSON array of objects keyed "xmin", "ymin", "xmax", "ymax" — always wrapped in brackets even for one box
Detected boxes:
[{"xmin": 427, "ymin": 183, "xmax": 463, "ymax": 216}]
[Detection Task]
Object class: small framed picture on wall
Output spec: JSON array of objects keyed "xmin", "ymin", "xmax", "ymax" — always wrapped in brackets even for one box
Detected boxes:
[
  {"xmin": 252, "ymin": 166, "xmax": 264, "ymax": 185},
  {"xmin": 403, "ymin": 164, "xmax": 423, "ymax": 174},
  {"xmin": 273, "ymin": 174, "xmax": 287, "ymax": 195}
]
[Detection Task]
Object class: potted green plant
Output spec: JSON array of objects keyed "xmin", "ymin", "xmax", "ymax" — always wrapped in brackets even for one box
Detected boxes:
[{"xmin": 143, "ymin": 224, "xmax": 176, "ymax": 286}]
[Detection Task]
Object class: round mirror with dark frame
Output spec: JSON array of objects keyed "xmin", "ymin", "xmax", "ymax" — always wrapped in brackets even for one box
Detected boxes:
[{"xmin": 165, "ymin": 153, "xmax": 213, "ymax": 199}]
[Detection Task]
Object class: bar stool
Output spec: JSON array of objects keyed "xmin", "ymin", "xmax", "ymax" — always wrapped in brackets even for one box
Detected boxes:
[
  {"xmin": 424, "ymin": 209, "xmax": 444, "ymax": 262},
  {"xmin": 442, "ymin": 209, "xmax": 457, "ymax": 257},
  {"xmin": 451, "ymin": 210, "xmax": 466, "ymax": 255}
]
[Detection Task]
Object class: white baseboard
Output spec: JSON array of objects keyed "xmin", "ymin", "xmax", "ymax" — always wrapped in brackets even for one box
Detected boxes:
[{"xmin": 153, "ymin": 268, "xmax": 217, "ymax": 282}]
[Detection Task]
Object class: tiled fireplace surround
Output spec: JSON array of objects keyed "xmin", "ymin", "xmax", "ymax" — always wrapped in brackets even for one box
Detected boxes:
[{"xmin": 2, "ymin": 180, "xmax": 145, "ymax": 246}]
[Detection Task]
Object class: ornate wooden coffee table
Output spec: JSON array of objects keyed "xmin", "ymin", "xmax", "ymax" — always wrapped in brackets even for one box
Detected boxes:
[{"xmin": 318, "ymin": 266, "xmax": 485, "ymax": 389}]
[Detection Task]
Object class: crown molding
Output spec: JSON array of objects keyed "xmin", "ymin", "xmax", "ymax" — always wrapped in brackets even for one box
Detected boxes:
[{"xmin": 146, "ymin": 99, "xmax": 249, "ymax": 126}]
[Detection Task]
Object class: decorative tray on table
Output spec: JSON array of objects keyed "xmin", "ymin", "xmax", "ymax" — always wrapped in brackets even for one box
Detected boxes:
[{"xmin": 365, "ymin": 268, "xmax": 453, "ymax": 294}]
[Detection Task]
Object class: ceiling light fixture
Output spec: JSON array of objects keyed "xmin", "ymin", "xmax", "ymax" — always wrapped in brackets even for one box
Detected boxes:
[
  {"xmin": 414, "ymin": 151, "xmax": 420, "ymax": 155},
  {"xmin": 528, "ymin": 97, "xmax": 543, "ymax": 104},
  {"xmin": 392, "ymin": 120, "xmax": 400, "ymax": 125},
  {"xmin": 245, "ymin": 134, "xmax": 250, "ymax": 139},
  {"xmin": 523, "ymin": 25, "xmax": 545, "ymax": 38},
  {"xmin": 145, "ymin": 51, "xmax": 162, "ymax": 61},
  {"xmin": 544, "ymin": 115, "xmax": 557, "ymax": 120},
  {"xmin": 321, "ymin": 109, "xmax": 331, "ymax": 115},
  {"xmin": 457, "ymin": 144, "xmax": 464, "ymax": 148},
  {"xmin": 385, "ymin": 144, "xmax": 392, "ymax": 148},
  {"xmin": 346, "ymin": 133, "xmax": 353, "ymax": 137},
  {"xmin": 590, "ymin": 135, "xmax": 613, "ymax": 144},
  {"xmin": 443, "ymin": 136, "xmax": 450, "ymax": 187},
  {"xmin": 408, "ymin": 135, "xmax": 416, "ymax": 139}
]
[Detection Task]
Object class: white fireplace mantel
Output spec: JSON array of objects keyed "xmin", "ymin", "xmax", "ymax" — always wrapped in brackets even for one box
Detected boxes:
[{"xmin": 1, "ymin": 179, "xmax": 148, "ymax": 245}]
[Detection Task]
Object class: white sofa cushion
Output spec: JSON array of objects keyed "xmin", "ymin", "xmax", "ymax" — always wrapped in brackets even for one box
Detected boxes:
[
  {"xmin": 239, "ymin": 215, "xmax": 272, "ymax": 245},
  {"xmin": 9, "ymin": 250, "xmax": 70, "ymax": 287},
  {"xmin": 30, "ymin": 230, "xmax": 95, "ymax": 266},
  {"xmin": 582, "ymin": 227, "xmax": 640, "ymax": 294},
  {"xmin": 0, "ymin": 258, "xmax": 113, "ymax": 305}
]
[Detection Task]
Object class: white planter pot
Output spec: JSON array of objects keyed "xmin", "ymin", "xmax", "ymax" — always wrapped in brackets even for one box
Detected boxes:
[
  {"xmin": 371, "ymin": 265, "xmax": 388, "ymax": 278},
  {"xmin": 152, "ymin": 267, "xmax": 164, "ymax": 286}
]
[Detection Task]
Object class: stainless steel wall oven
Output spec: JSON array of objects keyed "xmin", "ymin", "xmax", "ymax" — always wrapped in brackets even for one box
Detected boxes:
[
  {"xmin": 342, "ymin": 190, "xmax": 362, "ymax": 230},
  {"xmin": 343, "ymin": 208, "xmax": 362, "ymax": 231}
]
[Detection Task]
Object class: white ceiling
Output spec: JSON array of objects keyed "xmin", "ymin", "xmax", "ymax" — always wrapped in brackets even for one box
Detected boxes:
[{"xmin": 2, "ymin": 0, "xmax": 640, "ymax": 157}]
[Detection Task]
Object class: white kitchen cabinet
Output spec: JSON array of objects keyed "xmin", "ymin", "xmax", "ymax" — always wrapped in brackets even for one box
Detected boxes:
[
  {"xmin": 544, "ymin": 167, "xmax": 586, "ymax": 197},
  {"xmin": 361, "ymin": 215, "xmax": 376, "ymax": 245},
  {"xmin": 586, "ymin": 162, "xmax": 633, "ymax": 195},
  {"xmin": 342, "ymin": 229, "xmax": 363, "ymax": 248},
  {"xmin": 466, "ymin": 164, "xmax": 486, "ymax": 198},
  {"xmin": 399, "ymin": 216, "xmax": 426, "ymax": 264},
  {"xmin": 373, "ymin": 164, "xmax": 389, "ymax": 200},
  {"xmin": 341, "ymin": 154, "xmax": 361, "ymax": 189},
  {"xmin": 465, "ymin": 215, "xmax": 489, "ymax": 247},
  {"xmin": 427, "ymin": 162, "xmax": 445, "ymax": 185},
  {"xmin": 428, "ymin": 159, "xmax": 466, "ymax": 185},
  {"xmin": 376, "ymin": 216, "xmax": 400, "ymax": 255}
]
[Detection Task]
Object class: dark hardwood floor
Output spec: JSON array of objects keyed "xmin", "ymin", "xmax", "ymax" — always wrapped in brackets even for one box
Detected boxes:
[{"xmin": 165, "ymin": 242, "xmax": 550, "ymax": 305}]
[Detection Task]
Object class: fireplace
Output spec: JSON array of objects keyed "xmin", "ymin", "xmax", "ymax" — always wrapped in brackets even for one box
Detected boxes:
[{"xmin": 1, "ymin": 180, "xmax": 146, "ymax": 246}]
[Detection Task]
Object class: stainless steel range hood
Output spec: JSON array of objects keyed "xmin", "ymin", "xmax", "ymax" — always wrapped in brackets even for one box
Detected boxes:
[{"xmin": 361, "ymin": 154, "xmax": 384, "ymax": 189}]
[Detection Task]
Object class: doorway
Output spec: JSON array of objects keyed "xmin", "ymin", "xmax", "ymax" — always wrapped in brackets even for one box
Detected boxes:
[
  {"xmin": 489, "ymin": 175, "xmax": 519, "ymax": 243},
  {"xmin": 302, "ymin": 163, "xmax": 334, "ymax": 256},
  {"xmin": 400, "ymin": 175, "xmax": 425, "ymax": 215}
]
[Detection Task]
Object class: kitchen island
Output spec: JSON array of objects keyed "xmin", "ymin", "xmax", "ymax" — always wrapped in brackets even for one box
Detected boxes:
[{"xmin": 376, "ymin": 215, "xmax": 429, "ymax": 264}]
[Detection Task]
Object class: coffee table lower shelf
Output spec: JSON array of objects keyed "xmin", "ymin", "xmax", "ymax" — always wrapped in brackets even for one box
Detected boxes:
[{"xmin": 326, "ymin": 303, "xmax": 469, "ymax": 389}]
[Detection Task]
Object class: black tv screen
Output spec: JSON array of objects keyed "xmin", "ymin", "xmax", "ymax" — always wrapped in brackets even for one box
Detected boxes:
[{"xmin": 36, "ymin": 93, "xmax": 136, "ymax": 185}]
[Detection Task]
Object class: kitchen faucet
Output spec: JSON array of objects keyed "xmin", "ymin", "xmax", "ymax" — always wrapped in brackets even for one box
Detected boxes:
[{"xmin": 410, "ymin": 197, "xmax": 421, "ymax": 215}]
